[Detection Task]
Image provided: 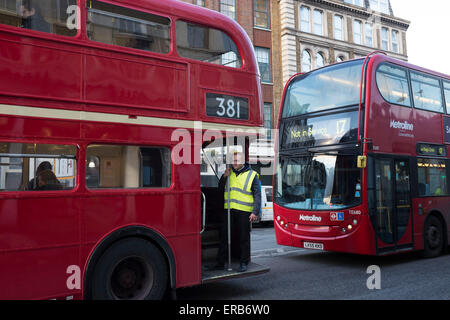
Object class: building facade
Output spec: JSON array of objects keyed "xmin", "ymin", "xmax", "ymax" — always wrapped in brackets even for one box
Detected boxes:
[
  {"xmin": 180, "ymin": 0, "xmax": 275, "ymax": 140},
  {"xmin": 272, "ymin": 0, "xmax": 410, "ymax": 118},
  {"xmin": 179, "ymin": 0, "xmax": 410, "ymax": 142}
]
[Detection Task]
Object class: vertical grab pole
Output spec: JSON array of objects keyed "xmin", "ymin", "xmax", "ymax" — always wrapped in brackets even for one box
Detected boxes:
[
  {"xmin": 227, "ymin": 171, "xmax": 232, "ymax": 271},
  {"xmin": 226, "ymin": 139, "xmax": 232, "ymax": 271}
]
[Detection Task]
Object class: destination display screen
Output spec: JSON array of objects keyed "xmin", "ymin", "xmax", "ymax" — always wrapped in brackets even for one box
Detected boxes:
[
  {"xmin": 280, "ymin": 111, "xmax": 359, "ymax": 149},
  {"xmin": 417, "ymin": 143, "xmax": 447, "ymax": 157}
]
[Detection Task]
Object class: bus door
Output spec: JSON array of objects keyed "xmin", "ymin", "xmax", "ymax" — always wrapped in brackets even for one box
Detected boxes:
[
  {"xmin": 369, "ymin": 157, "xmax": 414, "ymax": 254},
  {"xmin": 199, "ymin": 140, "xmax": 269, "ymax": 282}
]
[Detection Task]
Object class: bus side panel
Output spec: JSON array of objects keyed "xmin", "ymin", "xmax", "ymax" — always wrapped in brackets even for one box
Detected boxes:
[
  {"xmin": 0, "ymin": 196, "xmax": 81, "ymax": 300},
  {"xmin": 84, "ymin": 53, "xmax": 188, "ymax": 113},
  {"xmin": 0, "ymin": 33, "xmax": 82, "ymax": 102}
]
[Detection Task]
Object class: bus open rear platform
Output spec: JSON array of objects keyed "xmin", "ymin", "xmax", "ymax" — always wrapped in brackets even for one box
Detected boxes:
[{"xmin": 201, "ymin": 262, "xmax": 270, "ymax": 284}]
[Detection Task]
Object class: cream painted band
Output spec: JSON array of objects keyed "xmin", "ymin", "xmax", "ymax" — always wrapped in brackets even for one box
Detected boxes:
[{"xmin": 0, "ymin": 104, "xmax": 263, "ymax": 132}]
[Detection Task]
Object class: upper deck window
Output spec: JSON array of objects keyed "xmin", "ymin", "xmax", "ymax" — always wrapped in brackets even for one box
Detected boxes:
[
  {"xmin": 0, "ymin": 0, "xmax": 78, "ymax": 37},
  {"xmin": 86, "ymin": 0, "xmax": 170, "ymax": 54},
  {"xmin": 443, "ymin": 80, "xmax": 450, "ymax": 113},
  {"xmin": 411, "ymin": 71, "xmax": 444, "ymax": 113},
  {"xmin": 176, "ymin": 20, "xmax": 242, "ymax": 69},
  {"xmin": 376, "ymin": 63, "xmax": 411, "ymax": 107},
  {"xmin": 282, "ymin": 59, "xmax": 363, "ymax": 118}
]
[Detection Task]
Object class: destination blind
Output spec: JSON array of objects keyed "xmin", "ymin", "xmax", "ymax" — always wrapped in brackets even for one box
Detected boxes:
[{"xmin": 280, "ymin": 110, "xmax": 359, "ymax": 149}]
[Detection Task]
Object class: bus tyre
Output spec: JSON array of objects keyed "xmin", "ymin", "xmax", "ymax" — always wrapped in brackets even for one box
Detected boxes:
[
  {"xmin": 91, "ymin": 238, "xmax": 168, "ymax": 300},
  {"xmin": 421, "ymin": 215, "xmax": 444, "ymax": 258}
]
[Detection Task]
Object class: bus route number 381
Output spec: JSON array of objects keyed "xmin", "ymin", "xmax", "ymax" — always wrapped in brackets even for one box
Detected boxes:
[{"xmin": 206, "ymin": 93, "xmax": 249, "ymax": 120}]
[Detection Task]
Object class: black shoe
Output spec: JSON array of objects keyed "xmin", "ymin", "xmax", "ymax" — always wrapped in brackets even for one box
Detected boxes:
[{"xmin": 239, "ymin": 263, "xmax": 247, "ymax": 272}]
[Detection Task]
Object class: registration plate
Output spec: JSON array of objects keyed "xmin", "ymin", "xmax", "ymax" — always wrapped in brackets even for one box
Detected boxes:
[{"xmin": 303, "ymin": 242, "xmax": 324, "ymax": 250}]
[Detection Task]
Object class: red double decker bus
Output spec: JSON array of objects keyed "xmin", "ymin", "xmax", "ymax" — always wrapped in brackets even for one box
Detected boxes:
[
  {"xmin": 274, "ymin": 53, "xmax": 450, "ymax": 257},
  {"xmin": 0, "ymin": 0, "xmax": 268, "ymax": 300}
]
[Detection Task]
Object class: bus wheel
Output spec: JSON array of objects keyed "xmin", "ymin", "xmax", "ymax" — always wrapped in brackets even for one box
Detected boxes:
[
  {"xmin": 421, "ymin": 215, "xmax": 444, "ymax": 258},
  {"xmin": 91, "ymin": 238, "xmax": 168, "ymax": 300}
]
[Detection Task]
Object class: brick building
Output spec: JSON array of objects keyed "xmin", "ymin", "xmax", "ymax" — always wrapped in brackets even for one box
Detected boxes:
[
  {"xmin": 180, "ymin": 0, "xmax": 275, "ymax": 140},
  {"xmin": 180, "ymin": 0, "xmax": 410, "ymax": 141}
]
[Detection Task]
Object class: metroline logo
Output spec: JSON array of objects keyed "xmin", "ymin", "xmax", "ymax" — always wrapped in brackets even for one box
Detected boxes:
[
  {"xmin": 299, "ymin": 215, "xmax": 322, "ymax": 222},
  {"xmin": 390, "ymin": 120, "xmax": 414, "ymax": 131}
]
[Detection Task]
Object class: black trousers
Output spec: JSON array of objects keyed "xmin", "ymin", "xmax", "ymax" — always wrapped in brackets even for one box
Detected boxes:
[{"xmin": 217, "ymin": 209, "xmax": 251, "ymax": 265}]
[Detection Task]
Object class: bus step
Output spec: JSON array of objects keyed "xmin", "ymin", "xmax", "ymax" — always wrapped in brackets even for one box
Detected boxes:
[
  {"xmin": 201, "ymin": 240, "xmax": 220, "ymax": 249},
  {"xmin": 201, "ymin": 262, "xmax": 270, "ymax": 284}
]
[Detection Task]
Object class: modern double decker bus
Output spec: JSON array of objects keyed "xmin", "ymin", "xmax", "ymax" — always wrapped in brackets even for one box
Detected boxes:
[
  {"xmin": 274, "ymin": 53, "xmax": 450, "ymax": 257},
  {"xmin": 0, "ymin": 0, "xmax": 268, "ymax": 300}
]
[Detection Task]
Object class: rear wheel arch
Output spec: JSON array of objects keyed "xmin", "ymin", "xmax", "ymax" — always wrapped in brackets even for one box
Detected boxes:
[{"xmin": 83, "ymin": 226, "xmax": 176, "ymax": 299}]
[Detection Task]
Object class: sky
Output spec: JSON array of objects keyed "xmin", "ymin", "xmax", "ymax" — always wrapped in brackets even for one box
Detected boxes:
[{"xmin": 389, "ymin": 0, "xmax": 450, "ymax": 75}]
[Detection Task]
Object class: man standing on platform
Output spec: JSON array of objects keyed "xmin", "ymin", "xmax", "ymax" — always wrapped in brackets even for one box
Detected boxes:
[{"xmin": 215, "ymin": 150, "xmax": 261, "ymax": 272}]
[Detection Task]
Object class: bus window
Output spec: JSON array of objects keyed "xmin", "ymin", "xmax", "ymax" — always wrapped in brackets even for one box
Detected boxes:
[
  {"xmin": 417, "ymin": 159, "xmax": 447, "ymax": 196},
  {"xmin": 376, "ymin": 63, "xmax": 411, "ymax": 107},
  {"xmin": 86, "ymin": 0, "xmax": 171, "ymax": 54},
  {"xmin": 444, "ymin": 80, "xmax": 450, "ymax": 113},
  {"xmin": 176, "ymin": 20, "xmax": 242, "ymax": 68},
  {"xmin": 0, "ymin": 142, "xmax": 77, "ymax": 191},
  {"xmin": 86, "ymin": 144, "xmax": 171, "ymax": 189},
  {"xmin": 0, "ymin": 0, "xmax": 78, "ymax": 37},
  {"xmin": 411, "ymin": 71, "xmax": 444, "ymax": 113},
  {"xmin": 282, "ymin": 59, "xmax": 363, "ymax": 118}
]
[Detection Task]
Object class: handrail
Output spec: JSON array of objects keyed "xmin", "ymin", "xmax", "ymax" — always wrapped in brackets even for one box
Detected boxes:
[{"xmin": 200, "ymin": 192, "xmax": 206, "ymax": 234}]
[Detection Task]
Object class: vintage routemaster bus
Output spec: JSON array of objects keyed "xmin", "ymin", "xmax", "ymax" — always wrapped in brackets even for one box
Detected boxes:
[
  {"xmin": 0, "ymin": 0, "xmax": 268, "ymax": 300},
  {"xmin": 274, "ymin": 53, "xmax": 450, "ymax": 257}
]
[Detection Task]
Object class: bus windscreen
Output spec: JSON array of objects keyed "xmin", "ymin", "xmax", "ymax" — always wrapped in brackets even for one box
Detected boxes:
[{"xmin": 282, "ymin": 59, "xmax": 364, "ymax": 118}]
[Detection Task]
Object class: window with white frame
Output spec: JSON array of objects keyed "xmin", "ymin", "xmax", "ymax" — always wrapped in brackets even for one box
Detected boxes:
[
  {"xmin": 255, "ymin": 47, "xmax": 271, "ymax": 83},
  {"xmin": 334, "ymin": 15, "xmax": 343, "ymax": 40},
  {"xmin": 300, "ymin": 6, "xmax": 310, "ymax": 32},
  {"xmin": 391, "ymin": 30, "xmax": 399, "ymax": 53},
  {"xmin": 301, "ymin": 50, "xmax": 311, "ymax": 72},
  {"xmin": 344, "ymin": 0, "xmax": 364, "ymax": 6},
  {"xmin": 254, "ymin": 0, "xmax": 269, "ymax": 29},
  {"xmin": 353, "ymin": 20, "xmax": 362, "ymax": 45},
  {"xmin": 220, "ymin": 0, "xmax": 236, "ymax": 20},
  {"xmin": 336, "ymin": 55, "xmax": 345, "ymax": 62},
  {"xmin": 369, "ymin": 0, "xmax": 390, "ymax": 14},
  {"xmin": 381, "ymin": 27, "xmax": 389, "ymax": 51},
  {"xmin": 196, "ymin": 0, "xmax": 205, "ymax": 6},
  {"xmin": 313, "ymin": 9, "xmax": 323, "ymax": 35},
  {"xmin": 316, "ymin": 52, "xmax": 325, "ymax": 68},
  {"xmin": 365, "ymin": 23, "xmax": 373, "ymax": 47},
  {"xmin": 264, "ymin": 103, "xmax": 272, "ymax": 139}
]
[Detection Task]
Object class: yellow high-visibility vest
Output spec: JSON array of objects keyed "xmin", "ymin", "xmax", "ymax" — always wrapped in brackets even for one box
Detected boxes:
[{"xmin": 224, "ymin": 169, "xmax": 258, "ymax": 213}]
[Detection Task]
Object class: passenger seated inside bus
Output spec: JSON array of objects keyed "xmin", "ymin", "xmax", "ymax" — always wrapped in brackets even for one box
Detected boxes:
[
  {"xmin": 20, "ymin": 0, "xmax": 50, "ymax": 33},
  {"xmin": 26, "ymin": 161, "xmax": 53, "ymax": 190},
  {"xmin": 36, "ymin": 169, "xmax": 62, "ymax": 191}
]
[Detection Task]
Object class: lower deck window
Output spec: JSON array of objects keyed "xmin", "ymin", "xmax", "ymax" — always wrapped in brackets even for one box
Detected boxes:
[
  {"xmin": 0, "ymin": 142, "xmax": 76, "ymax": 191},
  {"xmin": 86, "ymin": 144, "xmax": 171, "ymax": 189},
  {"xmin": 417, "ymin": 158, "xmax": 447, "ymax": 196}
]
